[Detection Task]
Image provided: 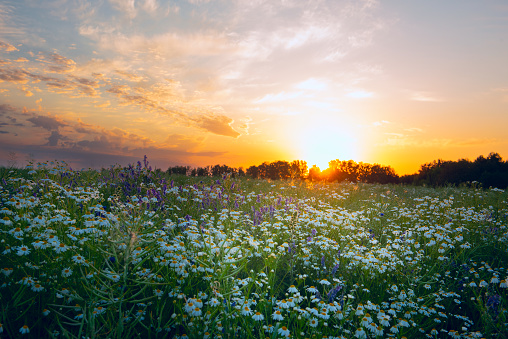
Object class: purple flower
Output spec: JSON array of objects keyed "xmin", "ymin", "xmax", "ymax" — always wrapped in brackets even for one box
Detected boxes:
[
  {"xmin": 327, "ymin": 285, "xmax": 342, "ymax": 303},
  {"xmin": 331, "ymin": 264, "xmax": 340, "ymax": 276},
  {"xmin": 311, "ymin": 229, "xmax": 317, "ymax": 236}
]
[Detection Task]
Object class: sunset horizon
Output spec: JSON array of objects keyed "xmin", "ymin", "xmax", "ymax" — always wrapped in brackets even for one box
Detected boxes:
[{"xmin": 1, "ymin": 0, "xmax": 507, "ymax": 176}]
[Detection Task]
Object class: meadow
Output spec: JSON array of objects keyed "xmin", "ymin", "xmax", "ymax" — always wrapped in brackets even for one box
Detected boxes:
[{"xmin": 0, "ymin": 160, "xmax": 507, "ymax": 338}]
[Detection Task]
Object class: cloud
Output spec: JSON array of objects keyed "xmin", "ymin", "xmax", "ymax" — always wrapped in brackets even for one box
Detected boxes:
[
  {"xmin": 0, "ymin": 102, "xmax": 230, "ymax": 169},
  {"xmin": 27, "ymin": 114, "xmax": 67, "ymax": 130},
  {"xmin": 295, "ymin": 78, "xmax": 328, "ymax": 91},
  {"xmin": 409, "ymin": 91, "xmax": 443, "ymax": 102},
  {"xmin": 0, "ymin": 3, "xmax": 27, "ymax": 39},
  {"xmin": 105, "ymin": 81, "xmax": 241, "ymax": 137},
  {"xmin": 37, "ymin": 52, "xmax": 76, "ymax": 73},
  {"xmin": 372, "ymin": 120, "xmax": 390, "ymax": 126},
  {"xmin": 0, "ymin": 103, "xmax": 17, "ymax": 116},
  {"xmin": 108, "ymin": 0, "xmax": 138, "ymax": 19},
  {"xmin": 191, "ymin": 114, "xmax": 240, "ymax": 138},
  {"xmin": 235, "ymin": 116, "xmax": 253, "ymax": 135},
  {"xmin": 404, "ymin": 127, "xmax": 424, "ymax": 133},
  {"xmin": 254, "ymin": 91, "xmax": 305, "ymax": 103},
  {"xmin": 47, "ymin": 130, "xmax": 68, "ymax": 146},
  {"xmin": 0, "ymin": 40, "xmax": 18, "ymax": 52},
  {"xmin": 0, "ymin": 103, "xmax": 26, "ymax": 133},
  {"xmin": 115, "ymin": 70, "xmax": 147, "ymax": 82},
  {"xmin": 164, "ymin": 134, "xmax": 203, "ymax": 149},
  {"xmin": 83, "ymin": 29, "xmax": 236, "ymax": 62},
  {"xmin": 0, "ymin": 60, "xmax": 102, "ymax": 97},
  {"xmin": 0, "ymin": 68, "xmax": 29, "ymax": 83}
]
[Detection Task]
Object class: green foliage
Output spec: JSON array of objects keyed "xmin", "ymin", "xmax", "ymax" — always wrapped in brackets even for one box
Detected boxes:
[{"xmin": 0, "ymin": 159, "xmax": 507, "ymax": 338}]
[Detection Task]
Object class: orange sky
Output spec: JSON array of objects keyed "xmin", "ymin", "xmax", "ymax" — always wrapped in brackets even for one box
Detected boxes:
[{"xmin": 1, "ymin": 0, "xmax": 507, "ymax": 175}]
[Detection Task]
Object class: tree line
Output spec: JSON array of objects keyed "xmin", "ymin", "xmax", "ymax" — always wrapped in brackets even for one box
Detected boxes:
[
  {"xmin": 400, "ymin": 152, "xmax": 508, "ymax": 188},
  {"xmin": 165, "ymin": 152, "xmax": 508, "ymax": 189}
]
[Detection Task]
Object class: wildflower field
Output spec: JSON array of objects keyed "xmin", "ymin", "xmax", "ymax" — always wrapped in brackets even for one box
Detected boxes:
[{"xmin": 0, "ymin": 160, "xmax": 507, "ymax": 339}]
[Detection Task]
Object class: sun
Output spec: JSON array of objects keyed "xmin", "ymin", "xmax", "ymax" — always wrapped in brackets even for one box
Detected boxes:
[{"xmin": 294, "ymin": 123, "xmax": 360, "ymax": 171}]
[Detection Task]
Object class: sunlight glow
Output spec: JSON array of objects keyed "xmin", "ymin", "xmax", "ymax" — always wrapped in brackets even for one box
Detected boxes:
[{"xmin": 294, "ymin": 122, "xmax": 360, "ymax": 170}]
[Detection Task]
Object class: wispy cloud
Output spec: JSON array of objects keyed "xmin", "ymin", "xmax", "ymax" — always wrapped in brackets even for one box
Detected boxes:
[
  {"xmin": 372, "ymin": 120, "xmax": 390, "ymax": 126},
  {"xmin": 190, "ymin": 114, "xmax": 240, "ymax": 138},
  {"xmin": 347, "ymin": 90, "xmax": 374, "ymax": 98},
  {"xmin": 36, "ymin": 52, "xmax": 76, "ymax": 74},
  {"xmin": 409, "ymin": 91, "xmax": 444, "ymax": 102},
  {"xmin": 254, "ymin": 91, "xmax": 305, "ymax": 103},
  {"xmin": 295, "ymin": 78, "xmax": 328, "ymax": 91}
]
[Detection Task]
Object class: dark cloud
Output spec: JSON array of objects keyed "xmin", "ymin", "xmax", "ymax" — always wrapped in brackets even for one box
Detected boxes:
[
  {"xmin": 27, "ymin": 115, "xmax": 66, "ymax": 130},
  {"xmin": 0, "ymin": 141, "xmax": 228, "ymax": 170},
  {"xmin": 72, "ymin": 76, "xmax": 100, "ymax": 87},
  {"xmin": 76, "ymin": 135, "xmax": 116, "ymax": 152},
  {"xmin": 46, "ymin": 130, "xmax": 68, "ymax": 146},
  {"xmin": 0, "ymin": 103, "xmax": 231, "ymax": 169},
  {"xmin": 191, "ymin": 114, "xmax": 240, "ymax": 138},
  {"xmin": 0, "ymin": 103, "xmax": 17, "ymax": 116},
  {"xmin": 0, "ymin": 68, "xmax": 29, "ymax": 83}
]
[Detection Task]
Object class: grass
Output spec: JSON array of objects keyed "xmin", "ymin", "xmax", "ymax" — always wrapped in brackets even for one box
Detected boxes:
[{"xmin": 0, "ymin": 159, "xmax": 507, "ymax": 338}]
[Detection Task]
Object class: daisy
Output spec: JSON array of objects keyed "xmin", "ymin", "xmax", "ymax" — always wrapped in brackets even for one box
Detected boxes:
[
  {"xmin": 309, "ymin": 318, "xmax": 319, "ymax": 327},
  {"xmin": 252, "ymin": 312, "xmax": 264, "ymax": 321},
  {"xmin": 19, "ymin": 325, "xmax": 30, "ymax": 334},
  {"xmin": 1, "ymin": 217, "xmax": 12, "ymax": 226},
  {"xmin": 278, "ymin": 326, "xmax": 290, "ymax": 337},
  {"xmin": 286, "ymin": 298, "xmax": 296, "ymax": 308},
  {"xmin": 72, "ymin": 255, "xmax": 86, "ymax": 264},
  {"xmin": 9, "ymin": 227, "xmax": 23, "ymax": 237},
  {"xmin": 191, "ymin": 307, "xmax": 202, "ymax": 317},
  {"xmin": 278, "ymin": 299, "xmax": 289, "ymax": 309},
  {"xmin": 108, "ymin": 274, "xmax": 120, "ymax": 282},
  {"xmin": 288, "ymin": 285, "xmax": 298, "ymax": 293},
  {"xmin": 208, "ymin": 298, "xmax": 220, "ymax": 307},
  {"xmin": 490, "ymin": 276, "xmax": 500, "ymax": 284},
  {"xmin": 272, "ymin": 310, "xmax": 284, "ymax": 321},
  {"xmin": 31, "ymin": 283, "xmax": 44, "ymax": 292},
  {"xmin": 241, "ymin": 305, "xmax": 252, "ymax": 316},
  {"xmin": 354, "ymin": 327, "xmax": 366, "ymax": 339},
  {"xmin": 307, "ymin": 286, "xmax": 318, "ymax": 293},
  {"xmin": 62, "ymin": 267, "xmax": 73, "ymax": 277},
  {"xmin": 2, "ymin": 268, "xmax": 13, "ymax": 277},
  {"xmin": 16, "ymin": 245, "xmax": 30, "ymax": 256}
]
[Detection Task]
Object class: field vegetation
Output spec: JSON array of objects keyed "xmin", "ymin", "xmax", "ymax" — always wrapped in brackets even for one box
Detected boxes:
[{"xmin": 0, "ymin": 158, "xmax": 507, "ymax": 338}]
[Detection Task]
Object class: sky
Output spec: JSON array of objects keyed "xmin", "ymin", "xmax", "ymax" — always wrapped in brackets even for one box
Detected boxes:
[{"xmin": 0, "ymin": 0, "xmax": 507, "ymax": 175}]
